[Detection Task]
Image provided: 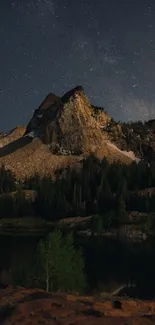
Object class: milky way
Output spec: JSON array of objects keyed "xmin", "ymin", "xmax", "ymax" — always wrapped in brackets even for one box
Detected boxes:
[{"xmin": 0, "ymin": 0, "xmax": 155, "ymax": 130}]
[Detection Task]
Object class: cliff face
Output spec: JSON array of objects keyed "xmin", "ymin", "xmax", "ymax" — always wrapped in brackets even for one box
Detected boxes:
[
  {"xmin": 25, "ymin": 86, "xmax": 124, "ymax": 158},
  {"xmin": 1, "ymin": 86, "xmax": 155, "ymax": 179}
]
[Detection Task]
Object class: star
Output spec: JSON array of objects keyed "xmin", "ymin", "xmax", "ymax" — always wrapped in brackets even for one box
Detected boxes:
[{"xmin": 0, "ymin": 0, "xmax": 155, "ymax": 131}]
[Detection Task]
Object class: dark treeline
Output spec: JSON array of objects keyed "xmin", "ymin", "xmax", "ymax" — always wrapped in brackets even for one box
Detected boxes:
[{"xmin": 0, "ymin": 157, "xmax": 155, "ymax": 229}]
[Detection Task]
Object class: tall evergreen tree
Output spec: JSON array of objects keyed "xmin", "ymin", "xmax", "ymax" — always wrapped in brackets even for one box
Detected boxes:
[{"xmin": 116, "ymin": 195, "xmax": 127, "ymax": 225}]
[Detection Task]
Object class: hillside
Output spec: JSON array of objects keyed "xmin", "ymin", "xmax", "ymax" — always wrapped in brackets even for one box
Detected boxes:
[
  {"xmin": 0, "ymin": 126, "xmax": 26, "ymax": 148},
  {"xmin": 0, "ymin": 86, "xmax": 154, "ymax": 179}
]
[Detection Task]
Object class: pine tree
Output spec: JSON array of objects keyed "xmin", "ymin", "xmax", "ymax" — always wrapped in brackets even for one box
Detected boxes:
[
  {"xmin": 116, "ymin": 195, "xmax": 127, "ymax": 225},
  {"xmin": 91, "ymin": 214, "xmax": 103, "ymax": 235},
  {"xmin": 0, "ymin": 164, "xmax": 16, "ymax": 194}
]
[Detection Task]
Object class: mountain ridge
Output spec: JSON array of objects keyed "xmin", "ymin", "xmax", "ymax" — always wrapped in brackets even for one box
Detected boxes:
[{"xmin": 0, "ymin": 86, "xmax": 154, "ymax": 179}]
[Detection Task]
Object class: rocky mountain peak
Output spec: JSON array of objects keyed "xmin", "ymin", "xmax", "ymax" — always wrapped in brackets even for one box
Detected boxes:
[
  {"xmin": 0, "ymin": 86, "xmax": 147, "ymax": 179},
  {"xmin": 24, "ymin": 86, "xmax": 113, "ymax": 156},
  {"xmin": 39, "ymin": 93, "xmax": 60, "ymax": 111},
  {"xmin": 61, "ymin": 85, "xmax": 85, "ymax": 103}
]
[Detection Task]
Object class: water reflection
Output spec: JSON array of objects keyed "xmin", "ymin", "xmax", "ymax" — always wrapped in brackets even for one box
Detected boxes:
[{"xmin": 0, "ymin": 234, "xmax": 155, "ymax": 299}]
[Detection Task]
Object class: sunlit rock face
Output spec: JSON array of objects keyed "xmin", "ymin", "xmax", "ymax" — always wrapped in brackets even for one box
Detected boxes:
[
  {"xmin": 0, "ymin": 126, "xmax": 26, "ymax": 148},
  {"xmin": 2, "ymin": 86, "xmax": 155, "ymax": 179},
  {"xmin": 24, "ymin": 86, "xmax": 120, "ymax": 157}
]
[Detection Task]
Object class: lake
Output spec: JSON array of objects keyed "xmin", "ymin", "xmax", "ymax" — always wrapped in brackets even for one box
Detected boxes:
[{"xmin": 0, "ymin": 233, "xmax": 155, "ymax": 299}]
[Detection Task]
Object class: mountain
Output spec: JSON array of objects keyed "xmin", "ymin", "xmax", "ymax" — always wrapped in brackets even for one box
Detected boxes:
[
  {"xmin": 0, "ymin": 86, "xmax": 153, "ymax": 179},
  {"xmin": 119, "ymin": 120, "xmax": 155, "ymax": 162},
  {"xmin": 0, "ymin": 126, "xmax": 26, "ymax": 148}
]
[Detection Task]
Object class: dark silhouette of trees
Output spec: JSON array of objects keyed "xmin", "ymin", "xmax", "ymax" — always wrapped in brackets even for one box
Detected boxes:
[
  {"xmin": 1, "ymin": 157, "xmax": 155, "ymax": 234},
  {"xmin": 0, "ymin": 164, "xmax": 16, "ymax": 194}
]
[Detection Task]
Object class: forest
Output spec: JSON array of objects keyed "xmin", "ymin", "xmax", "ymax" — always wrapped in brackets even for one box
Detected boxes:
[
  {"xmin": 0, "ymin": 157, "xmax": 155, "ymax": 232},
  {"xmin": 0, "ymin": 157, "xmax": 155, "ymax": 294}
]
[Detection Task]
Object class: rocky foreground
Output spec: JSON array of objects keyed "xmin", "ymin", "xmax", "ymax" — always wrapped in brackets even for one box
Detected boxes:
[{"xmin": 1, "ymin": 286, "xmax": 155, "ymax": 325}]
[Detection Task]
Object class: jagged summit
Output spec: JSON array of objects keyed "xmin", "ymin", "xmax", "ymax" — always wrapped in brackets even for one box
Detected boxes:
[
  {"xmin": 0, "ymin": 86, "xmax": 153, "ymax": 179},
  {"xmin": 34, "ymin": 86, "xmax": 84, "ymax": 115},
  {"xmin": 61, "ymin": 85, "xmax": 84, "ymax": 103},
  {"xmin": 24, "ymin": 85, "xmax": 115, "ymax": 156},
  {"xmin": 39, "ymin": 93, "xmax": 60, "ymax": 111}
]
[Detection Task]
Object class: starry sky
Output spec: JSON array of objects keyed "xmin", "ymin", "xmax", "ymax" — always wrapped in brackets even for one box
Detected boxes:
[{"xmin": 0, "ymin": 0, "xmax": 155, "ymax": 131}]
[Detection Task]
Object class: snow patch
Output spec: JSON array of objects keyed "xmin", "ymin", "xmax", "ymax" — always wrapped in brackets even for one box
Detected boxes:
[
  {"xmin": 24, "ymin": 130, "xmax": 36, "ymax": 138},
  {"xmin": 107, "ymin": 141, "xmax": 140, "ymax": 163}
]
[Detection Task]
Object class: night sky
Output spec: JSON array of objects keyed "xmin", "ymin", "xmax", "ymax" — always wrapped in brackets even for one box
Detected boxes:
[{"xmin": 1, "ymin": 0, "xmax": 155, "ymax": 131}]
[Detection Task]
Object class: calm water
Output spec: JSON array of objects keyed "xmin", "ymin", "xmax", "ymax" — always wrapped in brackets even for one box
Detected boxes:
[{"xmin": 0, "ymin": 234, "xmax": 155, "ymax": 299}]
